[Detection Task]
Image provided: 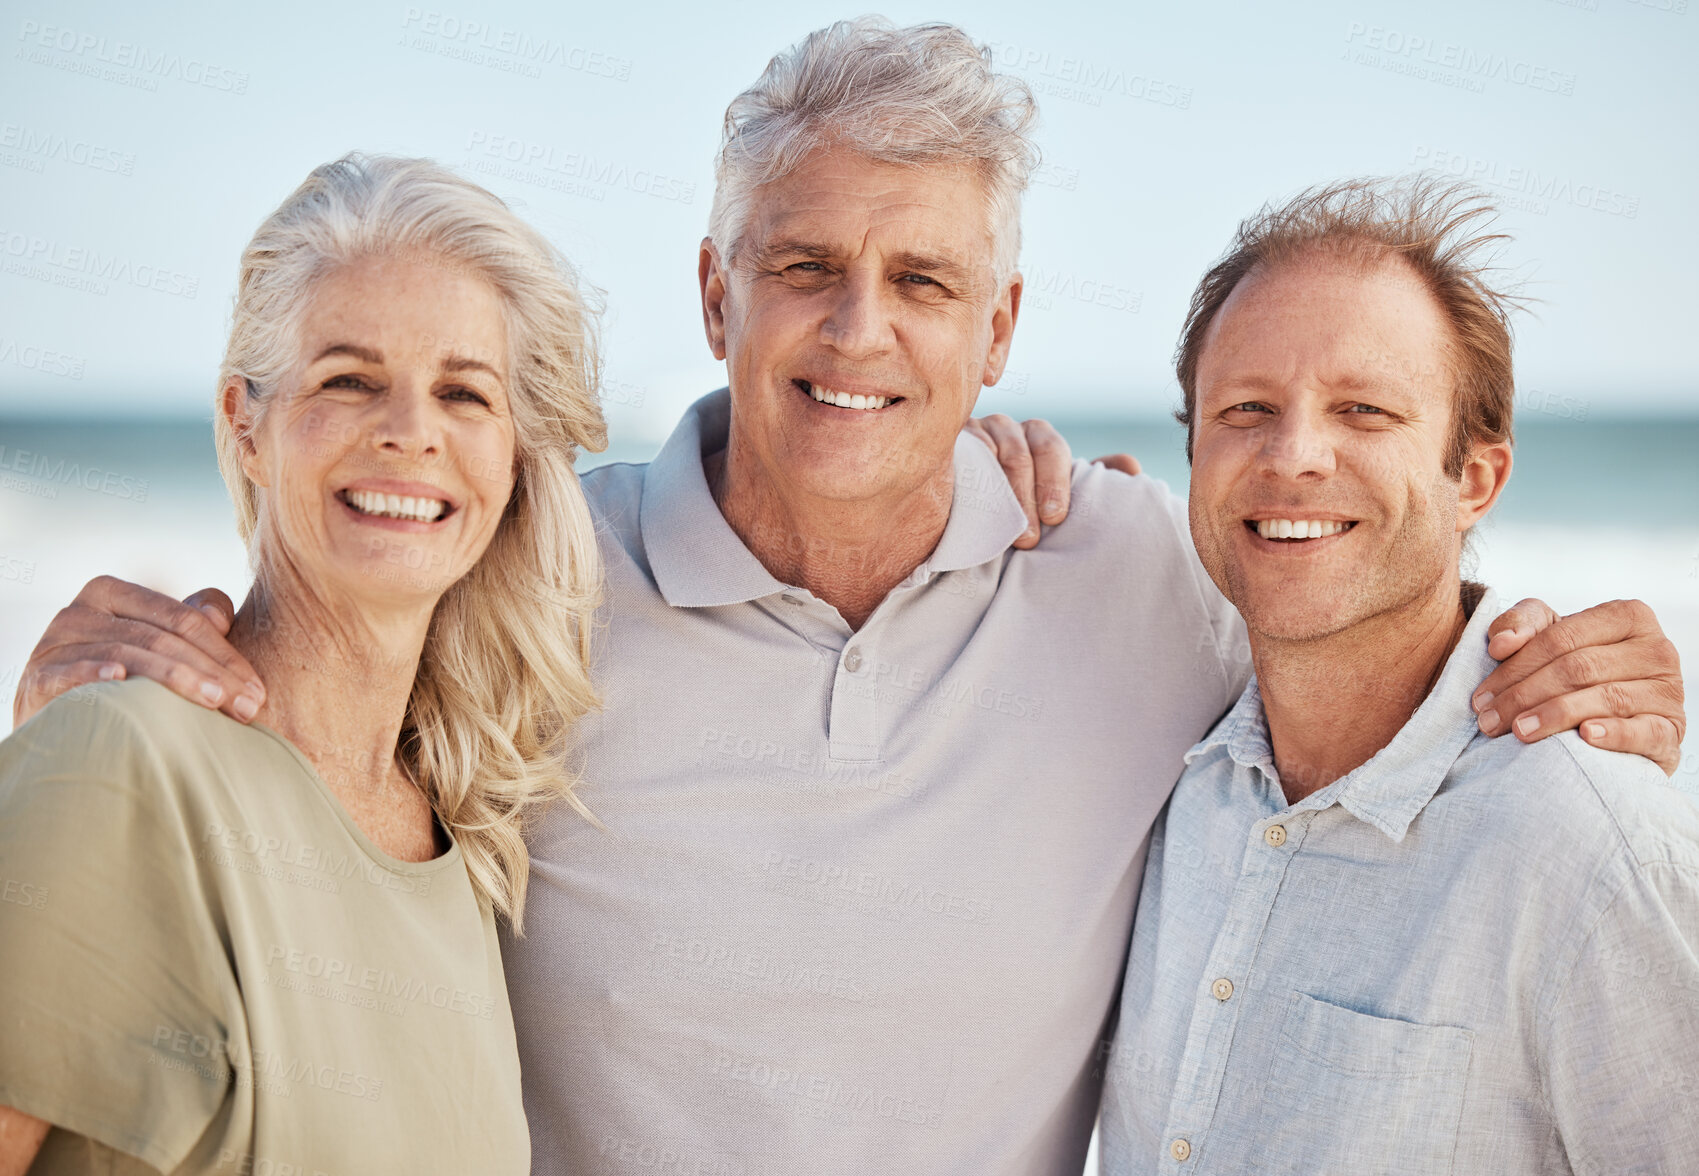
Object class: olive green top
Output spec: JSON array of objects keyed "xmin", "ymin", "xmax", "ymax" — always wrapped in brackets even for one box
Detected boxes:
[{"xmin": 0, "ymin": 678, "xmax": 529, "ymax": 1174}]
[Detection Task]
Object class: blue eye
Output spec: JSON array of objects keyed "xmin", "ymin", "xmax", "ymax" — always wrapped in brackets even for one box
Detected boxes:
[{"xmin": 1348, "ymin": 404, "xmax": 1386, "ymax": 414}]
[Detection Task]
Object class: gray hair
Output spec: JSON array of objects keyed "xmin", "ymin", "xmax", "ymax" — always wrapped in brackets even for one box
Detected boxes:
[
  {"xmin": 214, "ymin": 153, "xmax": 606, "ymax": 929},
  {"xmin": 707, "ymin": 17, "xmax": 1040, "ymax": 282}
]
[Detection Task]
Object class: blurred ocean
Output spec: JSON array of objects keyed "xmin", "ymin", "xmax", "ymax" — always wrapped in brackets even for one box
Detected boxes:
[{"xmin": 1, "ymin": 413, "xmax": 1695, "ymax": 799}]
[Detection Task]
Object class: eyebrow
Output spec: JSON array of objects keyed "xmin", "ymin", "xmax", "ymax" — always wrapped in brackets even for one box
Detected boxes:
[
  {"xmin": 311, "ymin": 342, "xmax": 384, "ymax": 365},
  {"xmin": 751, "ymin": 238, "xmax": 977, "ymax": 286},
  {"xmin": 749, "ymin": 237, "xmax": 838, "ymax": 265},
  {"xmin": 441, "ymin": 354, "xmax": 503, "ymax": 380},
  {"xmin": 888, "ymin": 250, "xmax": 975, "ymax": 287},
  {"xmin": 310, "ymin": 343, "xmax": 502, "ymax": 381}
]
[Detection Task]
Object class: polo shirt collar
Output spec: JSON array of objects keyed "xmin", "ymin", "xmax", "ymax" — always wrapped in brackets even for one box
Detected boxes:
[
  {"xmin": 640, "ymin": 388, "xmax": 1030, "ymax": 609},
  {"xmin": 1183, "ymin": 586, "xmax": 1501, "ymax": 842}
]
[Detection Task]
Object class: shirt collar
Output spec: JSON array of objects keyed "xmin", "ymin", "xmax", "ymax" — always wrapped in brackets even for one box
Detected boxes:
[
  {"xmin": 640, "ymin": 388, "xmax": 1030, "ymax": 609},
  {"xmin": 1185, "ymin": 587, "xmax": 1502, "ymax": 842}
]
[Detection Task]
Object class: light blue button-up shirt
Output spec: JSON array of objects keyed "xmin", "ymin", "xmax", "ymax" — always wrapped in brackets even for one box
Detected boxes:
[{"xmin": 1101, "ymin": 588, "xmax": 1699, "ymax": 1176}]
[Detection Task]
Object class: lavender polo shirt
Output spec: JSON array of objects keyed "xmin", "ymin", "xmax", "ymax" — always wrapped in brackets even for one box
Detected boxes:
[{"xmin": 502, "ymin": 389, "xmax": 1246, "ymax": 1175}]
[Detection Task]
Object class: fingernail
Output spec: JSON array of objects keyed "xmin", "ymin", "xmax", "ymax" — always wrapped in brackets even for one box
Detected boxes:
[
  {"xmin": 198, "ymin": 604, "xmax": 223, "ymax": 623},
  {"xmin": 200, "ymin": 681, "xmax": 225, "ymax": 705},
  {"xmin": 1472, "ymin": 690, "xmax": 1493, "ymax": 713},
  {"xmin": 1479, "ymin": 708, "xmax": 1500, "ymax": 732},
  {"xmin": 98, "ymin": 663, "xmax": 121, "ymax": 681},
  {"xmin": 1042, "ymin": 499, "xmax": 1061, "ymax": 517},
  {"xmin": 234, "ymin": 693, "xmax": 260, "ymax": 721},
  {"xmin": 1514, "ymin": 713, "xmax": 1540, "ymax": 737},
  {"xmin": 1583, "ymin": 721, "xmax": 1606, "ymax": 740}
]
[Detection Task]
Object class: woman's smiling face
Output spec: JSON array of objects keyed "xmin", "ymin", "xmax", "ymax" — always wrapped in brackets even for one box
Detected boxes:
[{"xmin": 231, "ymin": 254, "xmax": 517, "ymax": 612}]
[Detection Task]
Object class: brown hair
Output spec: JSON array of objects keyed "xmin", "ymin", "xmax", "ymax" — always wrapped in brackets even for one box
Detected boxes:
[{"xmin": 1174, "ymin": 175, "xmax": 1522, "ymax": 476}]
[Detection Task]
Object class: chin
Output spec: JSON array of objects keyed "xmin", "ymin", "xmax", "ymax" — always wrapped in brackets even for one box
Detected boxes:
[
  {"xmin": 1223, "ymin": 569, "xmax": 1366, "ymax": 644},
  {"xmin": 334, "ymin": 556, "xmax": 459, "ymax": 604},
  {"xmin": 781, "ymin": 444, "xmax": 905, "ymax": 502},
  {"xmin": 1238, "ymin": 603, "xmax": 1360, "ymax": 644}
]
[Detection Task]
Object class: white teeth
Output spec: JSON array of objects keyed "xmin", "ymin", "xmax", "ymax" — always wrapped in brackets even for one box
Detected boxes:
[
  {"xmin": 1256, "ymin": 519, "xmax": 1350, "ymax": 540},
  {"xmin": 344, "ymin": 489, "xmax": 447, "ymax": 522},
  {"xmin": 808, "ymin": 383, "xmax": 890, "ymax": 411}
]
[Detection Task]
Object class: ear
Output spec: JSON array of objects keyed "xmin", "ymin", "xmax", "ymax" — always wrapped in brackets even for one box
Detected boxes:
[
  {"xmin": 699, "ymin": 237, "xmax": 729, "ymax": 362},
  {"xmin": 1456, "ymin": 439, "xmax": 1512, "ymax": 532},
  {"xmin": 981, "ymin": 271, "xmax": 1023, "ymax": 387},
  {"xmin": 220, "ymin": 376, "xmax": 269, "ymax": 488}
]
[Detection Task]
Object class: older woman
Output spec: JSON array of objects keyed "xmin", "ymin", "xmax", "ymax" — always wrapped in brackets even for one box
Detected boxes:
[{"xmin": 0, "ymin": 155, "xmax": 603, "ymax": 1173}]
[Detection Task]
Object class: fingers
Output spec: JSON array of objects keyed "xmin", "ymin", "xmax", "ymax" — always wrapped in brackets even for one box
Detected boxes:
[
  {"xmin": 1473, "ymin": 598, "xmax": 1661, "ymax": 713},
  {"xmin": 1483, "ymin": 597, "xmax": 1561, "ymax": 661},
  {"xmin": 26, "ymin": 627, "xmax": 264, "ymax": 722},
  {"xmin": 19, "ymin": 577, "xmax": 265, "ymax": 727},
  {"xmin": 86, "ymin": 578, "xmax": 262, "ymax": 700},
  {"xmin": 1470, "ymin": 596, "xmax": 1686, "ymax": 772},
  {"xmin": 1576, "ymin": 714, "xmax": 1682, "ymax": 776},
  {"xmin": 183, "ymin": 587, "xmax": 237, "ymax": 633},
  {"xmin": 960, "ymin": 418, "xmax": 996, "ymax": 455},
  {"xmin": 1093, "ymin": 454, "xmax": 1142, "ymax": 477},
  {"xmin": 974, "ymin": 413, "xmax": 1042, "ymax": 548},
  {"xmin": 1485, "ymin": 673, "xmax": 1682, "ymax": 743},
  {"xmin": 1022, "ymin": 419, "xmax": 1073, "ymax": 528}
]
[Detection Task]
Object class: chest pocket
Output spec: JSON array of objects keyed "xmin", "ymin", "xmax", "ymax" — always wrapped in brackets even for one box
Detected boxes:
[{"xmin": 1249, "ymin": 991, "xmax": 1474, "ymax": 1176}]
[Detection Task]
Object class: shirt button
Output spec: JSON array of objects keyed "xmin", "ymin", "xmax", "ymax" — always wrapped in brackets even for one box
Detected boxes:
[
  {"xmin": 1170, "ymin": 1138, "xmax": 1192, "ymax": 1162},
  {"xmin": 1211, "ymin": 978, "xmax": 1234, "ymax": 1001},
  {"xmin": 783, "ymin": 593, "xmax": 804, "ymax": 607},
  {"xmin": 843, "ymin": 648, "xmax": 864, "ymax": 673},
  {"xmin": 1264, "ymin": 825, "xmax": 1287, "ymax": 848}
]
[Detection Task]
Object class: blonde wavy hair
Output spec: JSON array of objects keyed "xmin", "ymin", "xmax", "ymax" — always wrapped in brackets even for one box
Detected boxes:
[{"xmin": 213, "ymin": 153, "xmax": 606, "ymax": 929}]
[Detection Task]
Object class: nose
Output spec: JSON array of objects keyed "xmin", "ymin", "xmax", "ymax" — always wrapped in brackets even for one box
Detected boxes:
[
  {"xmin": 819, "ymin": 272, "xmax": 895, "ymax": 359},
  {"xmin": 371, "ymin": 382, "xmax": 443, "ymax": 462},
  {"xmin": 1257, "ymin": 401, "xmax": 1335, "ymax": 481}
]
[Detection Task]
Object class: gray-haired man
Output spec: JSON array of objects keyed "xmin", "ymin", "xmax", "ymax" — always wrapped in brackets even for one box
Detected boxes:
[{"xmin": 16, "ymin": 20, "xmax": 1685, "ymax": 1174}]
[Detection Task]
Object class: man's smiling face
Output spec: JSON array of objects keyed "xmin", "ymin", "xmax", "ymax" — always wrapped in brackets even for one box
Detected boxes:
[
  {"xmin": 701, "ymin": 145, "xmax": 1019, "ymax": 508},
  {"xmin": 1189, "ymin": 251, "xmax": 1478, "ymax": 643}
]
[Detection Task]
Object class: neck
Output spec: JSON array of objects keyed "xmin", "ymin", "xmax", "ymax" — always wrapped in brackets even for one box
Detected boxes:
[
  {"xmin": 706, "ymin": 442, "xmax": 955, "ymax": 630},
  {"xmin": 228, "ymin": 571, "xmax": 431, "ymax": 814},
  {"xmin": 1255, "ymin": 580, "xmax": 1469, "ymax": 805}
]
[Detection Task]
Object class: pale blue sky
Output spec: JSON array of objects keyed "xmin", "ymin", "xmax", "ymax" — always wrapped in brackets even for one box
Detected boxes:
[{"xmin": 1, "ymin": 0, "xmax": 1693, "ymax": 438}]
